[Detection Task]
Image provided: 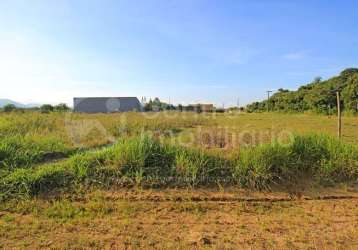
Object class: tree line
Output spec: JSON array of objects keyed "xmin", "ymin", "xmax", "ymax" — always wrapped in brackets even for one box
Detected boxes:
[
  {"xmin": 143, "ymin": 98, "xmax": 223, "ymax": 112},
  {"xmin": 2, "ymin": 103, "xmax": 71, "ymax": 113},
  {"xmin": 246, "ymin": 68, "xmax": 358, "ymax": 114}
]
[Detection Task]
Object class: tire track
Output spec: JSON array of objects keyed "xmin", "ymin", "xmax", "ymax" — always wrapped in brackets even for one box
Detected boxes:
[{"xmin": 101, "ymin": 193, "xmax": 358, "ymax": 203}]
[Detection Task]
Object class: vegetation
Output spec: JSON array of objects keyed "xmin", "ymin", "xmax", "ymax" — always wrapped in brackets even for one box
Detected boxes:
[
  {"xmin": 247, "ymin": 68, "xmax": 358, "ymax": 114},
  {"xmin": 3, "ymin": 104, "xmax": 17, "ymax": 113},
  {"xmin": 1, "ymin": 134, "xmax": 357, "ymax": 201},
  {"xmin": 0, "ymin": 111, "xmax": 357, "ymax": 249},
  {"xmin": 40, "ymin": 104, "xmax": 55, "ymax": 113},
  {"xmin": 1, "ymin": 189, "xmax": 357, "ymax": 249},
  {"xmin": 54, "ymin": 103, "xmax": 71, "ymax": 112},
  {"xmin": 0, "ymin": 135, "xmax": 73, "ymax": 170},
  {"xmin": 1, "ymin": 103, "xmax": 71, "ymax": 113},
  {"xmin": 143, "ymin": 97, "xmax": 176, "ymax": 111}
]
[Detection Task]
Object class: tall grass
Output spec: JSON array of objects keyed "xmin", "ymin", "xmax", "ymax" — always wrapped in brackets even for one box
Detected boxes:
[
  {"xmin": 235, "ymin": 134, "xmax": 358, "ymax": 189},
  {"xmin": 234, "ymin": 142, "xmax": 293, "ymax": 189},
  {"xmin": 0, "ymin": 135, "xmax": 73, "ymax": 169},
  {"xmin": 0, "ymin": 164, "xmax": 74, "ymax": 200},
  {"xmin": 175, "ymin": 148, "xmax": 232, "ymax": 186},
  {"xmin": 0, "ymin": 134, "xmax": 357, "ymax": 201}
]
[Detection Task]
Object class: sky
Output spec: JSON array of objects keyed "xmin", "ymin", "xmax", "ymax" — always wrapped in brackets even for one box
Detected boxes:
[{"xmin": 0, "ymin": 0, "xmax": 358, "ymax": 107}]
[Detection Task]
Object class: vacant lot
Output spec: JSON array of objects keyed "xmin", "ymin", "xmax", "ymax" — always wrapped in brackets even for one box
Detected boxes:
[
  {"xmin": 1, "ymin": 112, "xmax": 358, "ymax": 147},
  {"xmin": 0, "ymin": 111, "xmax": 357, "ymax": 249},
  {"xmin": 1, "ymin": 189, "xmax": 358, "ymax": 249}
]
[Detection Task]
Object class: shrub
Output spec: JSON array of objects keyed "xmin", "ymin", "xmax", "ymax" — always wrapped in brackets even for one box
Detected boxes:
[
  {"xmin": 54, "ymin": 103, "xmax": 70, "ymax": 112},
  {"xmin": 40, "ymin": 104, "xmax": 54, "ymax": 113},
  {"xmin": 3, "ymin": 104, "xmax": 16, "ymax": 112}
]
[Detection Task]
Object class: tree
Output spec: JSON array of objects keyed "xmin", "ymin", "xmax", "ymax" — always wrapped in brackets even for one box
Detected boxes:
[
  {"xmin": 313, "ymin": 76, "xmax": 322, "ymax": 84},
  {"xmin": 278, "ymin": 88, "xmax": 289, "ymax": 93},
  {"xmin": 342, "ymin": 74, "xmax": 358, "ymax": 113},
  {"xmin": 144, "ymin": 98, "xmax": 153, "ymax": 111},
  {"xmin": 340, "ymin": 68, "xmax": 358, "ymax": 80},
  {"xmin": 40, "ymin": 104, "xmax": 54, "ymax": 113},
  {"xmin": 245, "ymin": 68, "xmax": 358, "ymax": 114},
  {"xmin": 54, "ymin": 103, "xmax": 70, "ymax": 112},
  {"xmin": 3, "ymin": 104, "xmax": 16, "ymax": 112},
  {"xmin": 152, "ymin": 97, "xmax": 162, "ymax": 111}
]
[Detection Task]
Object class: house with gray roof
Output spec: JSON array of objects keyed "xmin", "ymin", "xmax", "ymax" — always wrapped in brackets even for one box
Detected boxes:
[{"xmin": 73, "ymin": 97, "xmax": 142, "ymax": 113}]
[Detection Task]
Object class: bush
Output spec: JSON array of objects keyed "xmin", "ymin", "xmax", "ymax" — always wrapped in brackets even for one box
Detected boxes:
[
  {"xmin": 40, "ymin": 104, "xmax": 54, "ymax": 113},
  {"xmin": 54, "ymin": 103, "xmax": 70, "ymax": 112},
  {"xmin": 3, "ymin": 104, "xmax": 16, "ymax": 113}
]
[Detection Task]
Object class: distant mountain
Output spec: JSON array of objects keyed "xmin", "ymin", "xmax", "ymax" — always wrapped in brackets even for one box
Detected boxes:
[
  {"xmin": 0, "ymin": 99, "xmax": 26, "ymax": 108},
  {"xmin": 0, "ymin": 99, "xmax": 41, "ymax": 108},
  {"xmin": 24, "ymin": 103, "xmax": 42, "ymax": 108}
]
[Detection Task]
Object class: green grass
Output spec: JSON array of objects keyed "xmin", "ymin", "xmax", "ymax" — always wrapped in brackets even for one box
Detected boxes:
[
  {"xmin": 1, "ymin": 110, "xmax": 358, "ymax": 249},
  {"xmin": 0, "ymin": 135, "xmax": 73, "ymax": 169},
  {"xmin": 1, "ymin": 134, "xmax": 357, "ymax": 201},
  {"xmin": 235, "ymin": 134, "xmax": 358, "ymax": 189}
]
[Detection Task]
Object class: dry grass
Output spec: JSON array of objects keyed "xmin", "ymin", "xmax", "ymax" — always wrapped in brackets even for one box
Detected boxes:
[
  {"xmin": 0, "ymin": 189, "xmax": 358, "ymax": 249},
  {"xmin": 1, "ymin": 112, "xmax": 357, "ymax": 148},
  {"xmin": 1, "ymin": 111, "xmax": 358, "ymax": 249}
]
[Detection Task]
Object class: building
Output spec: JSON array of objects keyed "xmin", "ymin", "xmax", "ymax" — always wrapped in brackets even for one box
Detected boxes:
[
  {"xmin": 188, "ymin": 103, "xmax": 214, "ymax": 112},
  {"xmin": 199, "ymin": 104, "xmax": 214, "ymax": 112},
  {"xmin": 73, "ymin": 97, "xmax": 142, "ymax": 113}
]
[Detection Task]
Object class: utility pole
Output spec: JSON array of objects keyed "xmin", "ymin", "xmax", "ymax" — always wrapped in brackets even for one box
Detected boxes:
[
  {"xmin": 237, "ymin": 97, "xmax": 240, "ymax": 112},
  {"xmin": 266, "ymin": 90, "xmax": 272, "ymax": 112},
  {"xmin": 336, "ymin": 91, "xmax": 342, "ymax": 139}
]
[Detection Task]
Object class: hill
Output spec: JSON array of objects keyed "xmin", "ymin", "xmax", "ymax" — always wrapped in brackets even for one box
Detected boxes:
[
  {"xmin": 246, "ymin": 68, "xmax": 358, "ymax": 114},
  {"xmin": 0, "ymin": 99, "xmax": 40, "ymax": 108},
  {"xmin": 0, "ymin": 99, "xmax": 26, "ymax": 108}
]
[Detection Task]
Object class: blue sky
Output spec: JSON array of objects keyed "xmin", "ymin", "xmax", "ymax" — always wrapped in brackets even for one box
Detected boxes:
[{"xmin": 1, "ymin": 0, "xmax": 358, "ymax": 106}]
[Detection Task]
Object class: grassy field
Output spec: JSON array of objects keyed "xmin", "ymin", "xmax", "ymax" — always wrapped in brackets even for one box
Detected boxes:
[{"xmin": 1, "ymin": 111, "xmax": 358, "ymax": 249}]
